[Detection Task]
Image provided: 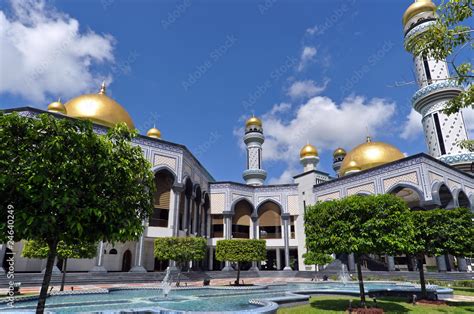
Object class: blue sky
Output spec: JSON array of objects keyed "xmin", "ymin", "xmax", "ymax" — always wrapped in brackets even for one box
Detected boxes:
[{"xmin": 1, "ymin": 0, "xmax": 472, "ymax": 183}]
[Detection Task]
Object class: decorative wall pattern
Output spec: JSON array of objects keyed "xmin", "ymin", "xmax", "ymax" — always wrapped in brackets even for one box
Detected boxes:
[
  {"xmin": 318, "ymin": 191, "xmax": 340, "ymax": 201},
  {"xmin": 347, "ymin": 182, "xmax": 375, "ymax": 196},
  {"xmin": 429, "ymin": 171, "xmax": 444, "ymax": 183},
  {"xmin": 448, "ymin": 179, "xmax": 461, "ymax": 191},
  {"xmin": 383, "ymin": 172, "xmax": 419, "ymax": 192},
  {"xmin": 153, "ymin": 153, "xmax": 177, "ymax": 171},
  {"xmin": 210, "ymin": 193, "xmax": 226, "ymax": 214},
  {"xmin": 287, "ymin": 195, "xmax": 299, "ymax": 215}
]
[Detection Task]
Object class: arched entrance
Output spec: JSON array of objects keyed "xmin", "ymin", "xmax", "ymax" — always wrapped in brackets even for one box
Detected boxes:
[
  {"xmin": 257, "ymin": 201, "xmax": 282, "ymax": 239},
  {"xmin": 122, "ymin": 250, "xmax": 132, "ymax": 272},
  {"xmin": 150, "ymin": 169, "xmax": 175, "ymax": 227},
  {"xmin": 388, "ymin": 184, "xmax": 423, "ymax": 210},
  {"xmin": 457, "ymin": 190, "xmax": 470, "ymax": 208},
  {"xmin": 438, "ymin": 184, "xmax": 454, "ymax": 209},
  {"xmin": 232, "ymin": 199, "xmax": 253, "ymax": 239}
]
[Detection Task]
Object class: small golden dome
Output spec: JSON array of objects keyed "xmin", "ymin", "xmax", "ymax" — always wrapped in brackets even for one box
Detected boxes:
[
  {"xmin": 402, "ymin": 0, "xmax": 436, "ymax": 27},
  {"xmin": 147, "ymin": 126, "xmax": 161, "ymax": 139},
  {"xmin": 339, "ymin": 137, "xmax": 405, "ymax": 176},
  {"xmin": 64, "ymin": 82, "xmax": 135, "ymax": 129},
  {"xmin": 246, "ymin": 116, "xmax": 262, "ymax": 127},
  {"xmin": 300, "ymin": 143, "xmax": 318, "ymax": 158},
  {"xmin": 47, "ymin": 98, "xmax": 66, "ymax": 114},
  {"xmin": 333, "ymin": 147, "xmax": 346, "ymax": 157}
]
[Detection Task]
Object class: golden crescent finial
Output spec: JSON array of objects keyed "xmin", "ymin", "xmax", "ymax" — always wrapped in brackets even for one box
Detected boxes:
[{"xmin": 99, "ymin": 81, "xmax": 106, "ymax": 94}]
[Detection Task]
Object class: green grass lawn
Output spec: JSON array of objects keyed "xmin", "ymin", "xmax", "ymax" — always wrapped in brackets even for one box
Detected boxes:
[
  {"xmin": 453, "ymin": 286, "xmax": 474, "ymax": 297},
  {"xmin": 278, "ymin": 295, "xmax": 474, "ymax": 314}
]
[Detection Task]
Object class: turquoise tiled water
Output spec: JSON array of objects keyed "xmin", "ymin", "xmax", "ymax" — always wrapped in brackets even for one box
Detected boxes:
[{"xmin": 0, "ymin": 282, "xmax": 450, "ymax": 313}]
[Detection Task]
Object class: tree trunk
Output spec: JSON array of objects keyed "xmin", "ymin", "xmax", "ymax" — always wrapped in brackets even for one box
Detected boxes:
[
  {"xmin": 36, "ymin": 239, "xmax": 59, "ymax": 313},
  {"xmin": 417, "ymin": 257, "xmax": 427, "ymax": 299},
  {"xmin": 356, "ymin": 257, "xmax": 366, "ymax": 307},
  {"xmin": 235, "ymin": 262, "xmax": 240, "ymax": 285},
  {"xmin": 60, "ymin": 258, "xmax": 68, "ymax": 292}
]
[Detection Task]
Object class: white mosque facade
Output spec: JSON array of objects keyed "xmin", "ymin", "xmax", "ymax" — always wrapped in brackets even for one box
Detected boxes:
[{"xmin": 2, "ymin": 0, "xmax": 474, "ymax": 274}]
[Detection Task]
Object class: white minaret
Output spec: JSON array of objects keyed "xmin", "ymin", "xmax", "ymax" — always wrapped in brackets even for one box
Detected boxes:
[
  {"xmin": 299, "ymin": 143, "xmax": 319, "ymax": 172},
  {"xmin": 332, "ymin": 147, "xmax": 346, "ymax": 177},
  {"xmin": 243, "ymin": 116, "xmax": 267, "ymax": 186},
  {"xmin": 403, "ymin": 0, "xmax": 473, "ymax": 172}
]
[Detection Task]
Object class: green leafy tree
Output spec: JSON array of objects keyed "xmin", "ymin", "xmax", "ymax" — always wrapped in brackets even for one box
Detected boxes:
[
  {"xmin": 305, "ymin": 194, "xmax": 414, "ymax": 305},
  {"xmin": 406, "ymin": 0, "xmax": 473, "ymax": 149},
  {"xmin": 303, "ymin": 251, "xmax": 333, "ymax": 277},
  {"xmin": 154, "ymin": 237, "xmax": 207, "ymax": 285},
  {"xmin": 0, "ymin": 113, "xmax": 154, "ymax": 313},
  {"xmin": 22, "ymin": 240, "xmax": 97, "ymax": 291},
  {"xmin": 216, "ymin": 239, "xmax": 266, "ymax": 285},
  {"xmin": 411, "ymin": 207, "xmax": 474, "ymax": 299}
]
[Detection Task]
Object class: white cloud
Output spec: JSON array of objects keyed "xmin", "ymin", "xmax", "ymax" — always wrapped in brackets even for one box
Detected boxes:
[
  {"xmin": 240, "ymin": 95, "xmax": 396, "ymax": 183},
  {"xmin": 268, "ymin": 168, "xmax": 296, "ymax": 185},
  {"xmin": 305, "ymin": 25, "xmax": 318, "ymax": 35},
  {"xmin": 401, "ymin": 108, "xmax": 474, "ymax": 140},
  {"xmin": 401, "ymin": 109, "xmax": 423, "ymax": 140},
  {"xmin": 287, "ymin": 80, "xmax": 329, "ymax": 99},
  {"xmin": 297, "ymin": 46, "xmax": 316, "ymax": 71},
  {"xmin": 0, "ymin": 0, "xmax": 115, "ymax": 103}
]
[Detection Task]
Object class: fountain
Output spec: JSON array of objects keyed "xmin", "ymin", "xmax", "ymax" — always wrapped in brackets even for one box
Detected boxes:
[
  {"xmin": 161, "ymin": 267, "xmax": 172, "ymax": 298},
  {"xmin": 338, "ymin": 264, "xmax": 350, "ymax": 285}
]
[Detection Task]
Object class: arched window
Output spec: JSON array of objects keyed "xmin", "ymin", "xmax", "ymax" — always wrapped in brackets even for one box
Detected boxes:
[
  {"xmin": 109, "ymin": 248, "xmax": 118, "ymax": 255},
  {"xmin": 258, "ymin": 201, "xmax": 282, "ymax": 239},
  {"xmin": 232, "ymin": 200, "xmax": 252, "ymax": 238},
  {"xmin": 150, "ymin": 170, "xmax": 174, "ymax": 227}
]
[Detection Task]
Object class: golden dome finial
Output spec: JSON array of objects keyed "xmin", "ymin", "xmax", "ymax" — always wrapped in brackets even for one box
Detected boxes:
[
  {"xmin": 147, "ymin": 125, "xmax": 162, "ymax": 139},
  {"xmin": 333, "ymin": 147, "xmax": 346, "ymax": 158},
  {"xmin": 246, "ymin": 115, "xmax": 262, "ymax": 128},
  {"xmin": 99, "ymin": 81, "xmax": 106, "ymax": 95},
  {"xmin": 402, "ymin": 0, "xmax": 436, "ymax": 27},
  {"xmin": 300, "ymin": 143, "xmax": 318, "ymax": 158},
  {"xmin": 47, "ymin": 98, "xmax": 66, "ymax": 114}
]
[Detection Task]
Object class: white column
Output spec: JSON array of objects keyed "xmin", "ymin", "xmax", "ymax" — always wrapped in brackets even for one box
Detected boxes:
[
  {"xmin": 436, "ymin": 255, "xmax": 447, "ymax": 272},
  {"xmin": 348, "ymin": 253, "xmax": 356, "ymax": 271},
  {"xmin": 130, "ymin": 234, "xmax": 147, "ymax": 272},
  {"xmin": 250, "ymin": 217, "xmax": 259, "ymax": 271},
  {"xmin": 387, "ymin": 255, "xmax": 395, "ymax": 271},
  {"xmin": 282, "ymin": 215, "xmax": 291, "ymax": 270},
  {"xmin": 457, "ymin": 256, "xmax": 467, "ymax": 272},
  {"xmin": 209, "ymin": 247, "xmax": 214, "ymax": 271},
  {"xmin": 89, "ymin": 241, "xmax": 107, "ymax": 273},
  {"xmin": 222, "ymin": 213, "xmax": 233, "ymax": 271},
  {"xmin": 276, "ymin": 248, "xmax": 281, "ymax": 270}
]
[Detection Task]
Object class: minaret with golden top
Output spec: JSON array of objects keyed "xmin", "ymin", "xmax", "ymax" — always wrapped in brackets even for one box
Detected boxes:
[
  {"xmin": 242, "ymin": 116, "xmax": 267, "ymax": 186},
  {"xmin": 403, "ymin": 0, "xmax": 472, "ymax": 172}
]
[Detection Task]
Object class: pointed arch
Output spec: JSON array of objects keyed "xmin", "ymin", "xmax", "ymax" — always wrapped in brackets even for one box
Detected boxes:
[
  {"xmin": 257, "ymin": 199, "xmax": 283, "ymax": 239},
  {"xmin": 431, "ymin": 182, "xmax": 454, "ymax": 209},
  {"xmin": 387, "ymin": 183, "xmax": 426, "ymax": 209}
]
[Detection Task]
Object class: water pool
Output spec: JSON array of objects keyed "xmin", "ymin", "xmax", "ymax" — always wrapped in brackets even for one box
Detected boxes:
[{"xmin": 0, "ymin": 282, "xmax": 453, "ymax": 313}]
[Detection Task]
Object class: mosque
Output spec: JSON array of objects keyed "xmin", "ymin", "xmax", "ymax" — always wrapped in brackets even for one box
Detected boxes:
[{"xmin": 2, "ymin": 0, "xmax": 473, "ymax": 274}]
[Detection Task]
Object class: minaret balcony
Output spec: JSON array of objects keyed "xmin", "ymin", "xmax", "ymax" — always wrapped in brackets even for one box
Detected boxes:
[
  {"xmin": 412, "ymin": 80, "xmax": 463, "ymax": 113},
  {"xmin": 242, "ymin": 169, "xmax": 267, "ymax": 181},
  {"xmin": 243, "ymin": 132, "xmax": 265, "ymax": 145}
]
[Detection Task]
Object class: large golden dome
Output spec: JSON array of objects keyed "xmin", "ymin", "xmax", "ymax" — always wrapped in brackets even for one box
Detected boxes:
[
  {"xmin": 339, "ymin": 137, "xmax": 405, "ymax": 176},
  {"xmin": 64, "ymin": 82, "xmax": 135, "ymax": 129},
  {"xmin": 402, "ymin": 0, "xmax": 436, "ymax": 27},
  {"xmin": 300, "ymin": 143, "xmax": 318, "ymax": 158},
  {"xmin": 246, "ymin": 116, "xmax": 262, "ymax": 127}
]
